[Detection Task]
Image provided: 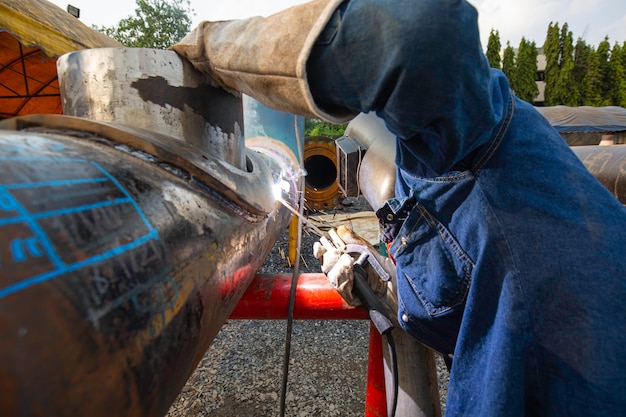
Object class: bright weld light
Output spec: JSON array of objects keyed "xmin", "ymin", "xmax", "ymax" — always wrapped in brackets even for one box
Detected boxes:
[{"xmin": 273, "ymin": 179, "xmax": 291, "ymax": 200}]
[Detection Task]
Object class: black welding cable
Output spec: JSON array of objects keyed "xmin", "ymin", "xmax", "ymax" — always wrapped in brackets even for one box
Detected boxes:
[{"xmin": 279, "ymin": 116, "xmax": 306, "ymax": 417}]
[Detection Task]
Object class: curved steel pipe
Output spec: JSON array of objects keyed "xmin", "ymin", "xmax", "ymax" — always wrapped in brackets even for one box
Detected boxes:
[
  {"xmin": 344, "ymin": 113, "xmax": 396, "ymax": 211},
  {"xmin": 571, "ymin": 145, "xmax": 626, "ymax": 204},
  {"xmin": 346, "ymin": 112, "xmax": 626, "ymax": 207},
  {"xmin": 0, "ymin": 114, "xmax": 296, "ymax": 417},
  {"xmin": 57, "ymin": 48, "xmax": 246, "ymax": 170}
]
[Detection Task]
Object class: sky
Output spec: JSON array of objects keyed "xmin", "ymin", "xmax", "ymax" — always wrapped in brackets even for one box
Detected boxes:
[{"xmin": 47, "ymin": 0, "xmax": 626, "ymax": 49}]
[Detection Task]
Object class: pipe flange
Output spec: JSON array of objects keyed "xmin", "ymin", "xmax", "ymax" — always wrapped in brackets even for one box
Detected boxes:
[{"xmin": 303, "ymin": 136, "xmax": 340, "ymax": 211}]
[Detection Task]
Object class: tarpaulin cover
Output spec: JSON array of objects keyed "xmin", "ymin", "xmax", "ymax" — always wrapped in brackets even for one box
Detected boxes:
[
  {"xmin": 0, "ymin": 0, "xmax": 121, "ymax": 119},
  {"xmin": 536, "ymin": 105, "xmax": 626, "ymax": 133}
]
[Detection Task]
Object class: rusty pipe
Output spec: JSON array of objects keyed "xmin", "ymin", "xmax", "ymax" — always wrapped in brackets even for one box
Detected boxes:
[
  {"xmin": 0, "ymin": 45, "xmax": 306, "ymax": 417},
  {"xmin": 0, "ymin": 99, "xmax": 300, "ymax": 417}
]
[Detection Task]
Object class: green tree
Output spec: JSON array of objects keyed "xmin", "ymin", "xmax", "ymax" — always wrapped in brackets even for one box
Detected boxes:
[
  {"xmin": 486, "ymin": 29, "xmax": 502, "ymax": 69},
  {"xmin": 513, "ymin": 38, "xmax": 539, "ymax": 103},
  {"xmin": 542, "ymin": 22, "xmax": 561, "ymax": 105},
  {"xmin": 608, "ymin": 43, "xmax": 626, "ymax": 106},
  {"xmin": 573, "ymin": 38, "xmax": 591, "ymax": 105},
  {"xmin": 554, "ymin": 23, "xmax": 577, "ymax": 106},
  {"xmin": 583, "ymin": 49, "xmax": 604, "ymax": 106},
  {"xmin": 304, "ymin": 119, "xmax": 348, "ymax": 138},
  {"xmin": 502, "ymin": 41, "xmax": 516, "ymax": 83},
  {"xmin": 97, "ymin": 0, "xmax": 194, "ymax": 49},
  {"xmin": 596, "ymin": 36, "xmax": 612, "ymax": 105}
]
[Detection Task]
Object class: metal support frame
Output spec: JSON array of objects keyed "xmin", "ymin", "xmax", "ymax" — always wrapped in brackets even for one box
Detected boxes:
[{"xmin": 230, "ymin": 273, "xmax": 389, "ymax": 417}]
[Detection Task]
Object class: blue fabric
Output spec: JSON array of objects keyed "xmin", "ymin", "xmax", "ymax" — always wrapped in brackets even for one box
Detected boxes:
[{"xmin": 308, "ymin": 1, "xmax": 626, "ymax": 416}]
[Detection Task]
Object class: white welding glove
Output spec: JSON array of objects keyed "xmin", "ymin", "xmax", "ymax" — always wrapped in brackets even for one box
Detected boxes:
[{"xmin": 313, "ymin": 225, "xmax": 397, "ymax": 310}]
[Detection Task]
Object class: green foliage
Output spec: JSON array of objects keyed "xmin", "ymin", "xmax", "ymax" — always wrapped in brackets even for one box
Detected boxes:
[
  {"xmin": 573, "ymin": 38, "xmax": 592, "ymax": 105},
  {"xmin": 96, "ymin": 0, "xmax": 194, "ymax": 49},
  {"xmin": 608, "ymin": 42, "xmax": 626, "ymax": 106},
  {"xmin": 542, "ymin": 22, "xmax": 561, "ymax": 105},
  {"xmin": 502, "ymin": 42, "xmax": 516, "ymax": 81},
  {"xmin": 583, "ymin": 49, "xmax": 604, "ymax": 106},
  {"xmin": 596, "ymin": 37, "xmax": 612, "ymax": 105},
  {"xmin": 304, "ymin": 119, "xmax": 348, "ymax": 138},
  {"xmin": 554, "ymin": 24, "xmax": 578, "ymax": 106},
  {"xmin": 493, "ymin": 21, "xmax": 625, "ymax": 106},
  {"xmin": 513, "ymin": 38, "xmax": 539, "ymax": 103},
  {"xmin": 486, "ymin": 29, "xmax": 502, "ymax": 69}
]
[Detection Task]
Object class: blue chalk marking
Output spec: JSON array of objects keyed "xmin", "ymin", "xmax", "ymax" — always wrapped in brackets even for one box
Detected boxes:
[
  {"xmin": 10, "ymin": 237, "xmax": 43, "ymax": 262},
  {"xmin": 91, "ymin": 162, "xmax": 157, "ymax": 235},
  {"xmin": 0, "ymin": 231, "xmax": 158, "ymax": 299},
  {"xmin": 0, "ymin": 197, "xmax": 132, "ymax": 227},
  {"xmin": 0, "ymin": 159, "xmax": 162, "ymax": 300},
  {"xmin": 0, "ymin": 187, "xmax": 64, "ymax": 269},
  {"xmin": 0, "ymin": 194, "xmax": 15, "ymax": 211},
  {"xmin": 5, "ymin": 177, "xmax": 109, "ymax": 190}
]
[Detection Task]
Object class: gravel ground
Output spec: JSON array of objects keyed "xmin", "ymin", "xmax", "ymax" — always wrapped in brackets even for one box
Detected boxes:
[{"xmin": 167, "ymin": 197, "xmax": 449, "ymax": 417}]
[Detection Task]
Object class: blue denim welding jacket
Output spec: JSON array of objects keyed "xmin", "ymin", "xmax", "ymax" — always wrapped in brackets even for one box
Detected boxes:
[{"xmin": 308, "ymin": 0, "xmax": 626, "ymax": 415}]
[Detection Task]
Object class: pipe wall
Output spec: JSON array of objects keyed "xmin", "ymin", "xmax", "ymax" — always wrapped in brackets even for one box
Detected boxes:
[{"xmin": 0, "ymin": 115, "xmax": 295, "ymax": 417}]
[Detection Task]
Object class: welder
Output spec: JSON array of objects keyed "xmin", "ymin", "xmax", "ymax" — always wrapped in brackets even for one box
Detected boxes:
[{"xmin": 171, "ymin": 0, "xmax": 626, "ymax": 415}]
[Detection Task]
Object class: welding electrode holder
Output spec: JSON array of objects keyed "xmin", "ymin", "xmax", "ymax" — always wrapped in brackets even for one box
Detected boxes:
[{"xmin": 351, "ymin": 259, "xmax": 394, "ymax": 336}]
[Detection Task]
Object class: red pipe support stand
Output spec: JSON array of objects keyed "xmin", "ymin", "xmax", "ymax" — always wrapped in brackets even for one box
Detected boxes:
[{"xmin": 230, "ymin": 273, "xmax": 387, "ymax": 417}]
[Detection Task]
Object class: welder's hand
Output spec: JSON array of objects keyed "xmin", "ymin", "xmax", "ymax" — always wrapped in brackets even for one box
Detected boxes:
[
  {"xmin": 313, "ymin": 229, "xmax": 360, "ymax": 305},
  {"xmin": 313, "ymin": 226, "xmax": 397, "ymax": 310}
]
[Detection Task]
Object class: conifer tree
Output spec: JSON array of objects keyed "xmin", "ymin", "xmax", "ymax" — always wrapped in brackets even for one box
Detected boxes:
[
  {"xmin": 608, "ymin": 43, "xmax": 626, "ymax": 106},
  {"xmin": 596, "ymin": 37, "xmax": 612, "ymax": 105},
  {"xmin": 573, "ymin": 38, "xmax": 591, "ymax": 105},
  {"xmin": 543, "ymin": 22, "xmax": 561, "ymax": 105},
  {"xmin": 486, "ymin": 29, "xmax": 502, "ymax": 69},
  {"xmin": 584, "ymin": 49, "xmax": 604, "ymax": 106},
  {"xmin": 555, "ymin": 24, "xmax": 577, "ymax": 106},
  {"xmin": 514, "ymin": 38, "xmax": 539, "ymax": 103},
  {"xmin": 502, "ymin": 42, "xmax": 516, "ymax": 85}
]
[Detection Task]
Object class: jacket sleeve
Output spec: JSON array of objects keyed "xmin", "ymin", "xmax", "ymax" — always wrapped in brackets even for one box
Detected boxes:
[{"xmin": 307, "ymin": 0, "xmax": 502, "ymax": 175}]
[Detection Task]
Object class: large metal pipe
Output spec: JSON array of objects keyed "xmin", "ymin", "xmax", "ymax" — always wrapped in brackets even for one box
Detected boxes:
[
  {"xmin": 572, "ymin": 145, "xmax": 626, "ymax": 203},
  {"xmin": 58, "ymin": 48, "xmax": 247, "ymax": 170},
  {"xmin": 0, "ymin": 114, "xmax": 296, "ymax": 417},
  {"xmin": 0, "ymin": 47, "xmax": 302, "ymax": 417}
]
